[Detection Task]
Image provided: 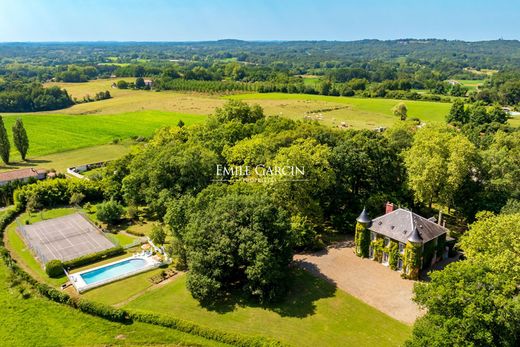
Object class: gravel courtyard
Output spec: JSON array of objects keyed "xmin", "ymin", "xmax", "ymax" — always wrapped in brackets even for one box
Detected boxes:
[{"xmin": 294, "ymin": 240, "xmax": 424, "ymax": 324}]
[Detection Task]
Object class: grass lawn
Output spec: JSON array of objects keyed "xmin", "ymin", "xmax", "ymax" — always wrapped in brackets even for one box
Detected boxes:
[
  {"xmin": 79, "ymin": 267, "xmax": 166, "ymax": 306},
  {"xmin": 0, "ymin": 263, "xmax": 228, "ymax": 347},
  {"xmin": 126, "ymin": 270, "xmax": 412, "ymax": 347},
  {"xmin": 105, "ymin": 232, "xmax": 138, "ymax": 247},
  {"xmin": 228, "ymin": 92, "xmax": 452, "ymax": 129},
  {"xmin": 1, "ymin": 110, "xmax": 205, "ymax": 161}
]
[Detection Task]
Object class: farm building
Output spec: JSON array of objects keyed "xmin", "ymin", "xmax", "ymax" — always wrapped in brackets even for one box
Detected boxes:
[
  {"xmin": 0, "ymin": 168, "xmax": 47, "ymax": 186},
  {"xmin": 354, "ymin": 203, "xmax": 448, "ymax": 279},
  {"xmin": 144, "ymin": 79, "xmax": 153, "ymax": 88}
]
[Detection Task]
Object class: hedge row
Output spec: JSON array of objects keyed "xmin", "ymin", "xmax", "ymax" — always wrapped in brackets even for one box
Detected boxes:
[
  {"xmin": 62, "ymin": 246, "xmax": 124, "ymax": 269},
  {"xmin": 128, "ymin": 311, "xmax": 285, "ymax": 347}
]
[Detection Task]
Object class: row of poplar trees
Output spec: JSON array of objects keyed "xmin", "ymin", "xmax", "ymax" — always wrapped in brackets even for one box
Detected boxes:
[{"xmin": 0, "ymin": 116, "xmax": 29, "ymax": 165}]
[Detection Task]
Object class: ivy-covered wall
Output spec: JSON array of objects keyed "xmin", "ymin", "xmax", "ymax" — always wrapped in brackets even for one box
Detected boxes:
[
  {"xmin": 354, "ymin": 222, "xmax": 370, "ymax": 257},
  {"xmin": 371, "ymin": 237, "xmax": 384, "ymax": 262},
  {"xmin": 388, "ymin": 240, "xmax": 401, "ymax": 270},
  {"xmin": 402, "ymin": 242, "xmax": 422, "ymax": 280}
]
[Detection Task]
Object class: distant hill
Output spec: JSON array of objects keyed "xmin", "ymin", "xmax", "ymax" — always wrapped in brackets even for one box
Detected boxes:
[{"xmin": 1, "ymin": 39, "xmax": 520, "ymax": 69}]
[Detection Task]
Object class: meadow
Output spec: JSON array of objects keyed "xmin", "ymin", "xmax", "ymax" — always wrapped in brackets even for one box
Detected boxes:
[
  {"xmin": 228, "ymin": 92, "xmax": 453, "ymax": 127},
  {"xmin": 0, "ymin": 262, "xmax": 228, "ymax": 346}
]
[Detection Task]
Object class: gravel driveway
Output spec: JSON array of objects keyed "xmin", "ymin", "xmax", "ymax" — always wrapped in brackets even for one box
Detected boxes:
[{"xmin": 294, "ymin": 240, "xmax": 424, "ymax": 324}]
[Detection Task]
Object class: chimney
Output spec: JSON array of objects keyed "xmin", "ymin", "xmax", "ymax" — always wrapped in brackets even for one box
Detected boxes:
[
  {"xmin": 385, "ymin": 202, "xmax": 394, "ymax": 214},
  {"xmin": 438, "ymin": 210, "xmax": 442, "ymax": 225}
]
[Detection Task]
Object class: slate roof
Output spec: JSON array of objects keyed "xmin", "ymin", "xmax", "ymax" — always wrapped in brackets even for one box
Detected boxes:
[{"xmin": 368, "ymin": 208, "xmax": 447, "ymax": 244}]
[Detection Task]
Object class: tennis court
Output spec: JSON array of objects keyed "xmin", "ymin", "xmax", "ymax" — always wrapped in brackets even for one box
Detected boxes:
[{"xmin": 18, "ymin": 213, "xmax": 115, "ymax": 265}]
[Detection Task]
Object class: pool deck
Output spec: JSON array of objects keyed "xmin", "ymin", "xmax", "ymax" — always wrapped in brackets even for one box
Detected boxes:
[{"xmin": 69, "ymin": 255, "xmax": 162, "ymax": 293}]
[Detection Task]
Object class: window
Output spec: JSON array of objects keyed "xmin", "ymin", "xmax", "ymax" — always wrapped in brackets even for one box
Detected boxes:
[
  {"xmin": 384, "ymin": 237, "xmax": 390, "ymax": 247},
  {"xmin": 369, "ymin": 246, "xmax": 374, "ymax": 259},
  {"xmin": 397, "ymin": 258, "xmax": 403, "ymax": 271},
  {"xmin": 399, "ymin": 242, "xmax": 405, "ymax": 254},
  {"xmin": 382, "ymin": 252, "xmax": 389, "ymax": 265},
  {"xmin": 370, "ymin": 232, "xmax": 376, "ymax": 241}
]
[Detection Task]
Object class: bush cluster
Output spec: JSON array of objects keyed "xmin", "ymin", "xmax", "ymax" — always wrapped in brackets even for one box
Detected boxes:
[
  {"xmin": 14, "ymin": 178, "xmax": 104, "ymax": 210},
  {"xmin": 45, "ymin": 259, "xmax": 64, "ymax": 278}
]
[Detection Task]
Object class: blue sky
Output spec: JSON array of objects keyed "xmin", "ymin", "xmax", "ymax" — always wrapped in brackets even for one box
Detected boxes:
[{"xmin": 0, "ymin": 0, "xmax": 518, "ymax": 42}]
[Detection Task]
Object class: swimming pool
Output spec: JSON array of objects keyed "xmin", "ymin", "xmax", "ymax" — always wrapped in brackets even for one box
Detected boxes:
[
  {"xmin": 80, "ymin": 258, "xmax": 148, "ymax": 284},
  {"xmin": 69, "ymin": 255, "xmax": 162, "ymax": 293}
]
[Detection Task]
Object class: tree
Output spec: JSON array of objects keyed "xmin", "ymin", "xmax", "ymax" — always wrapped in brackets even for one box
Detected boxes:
[
  {"xmin": 404, "ymin": 125, "xmax": 477, "ymax": 209},
  {"xmin": 96, "ymin": 200, "xmax": 124, "ymax": 225},
  {"xmin": 135, "ymin": 77, "xmax": 146, "ymax": 89},
  {"xmin": 392, "ymin": 102, "xmax": 408, "ymax": 120},
  {"xmin": 214, "ymin": 100, "xmax": 264, "ymax": 124},
  {"xmin": 116, "ymin": 80, "xmax": 129, "ymax": 89},
  {"xmin": 183, "ymin": 192, "xmax": 293, "ymax": 304},
  {"xmin": 446, "ymin": 100, "xmax": 468, "ymax": 124},
  {"xmin": 460, "ymin": 212, "xmax": 520, "ymax": 280},
  {"xmin": 408, "ymin": 213, "xmax": 520, "ymax": 346},
  {"xmin": 0, "ymin": 116, "xmax": 10, "ymax": 164},
  {"xmin": 150, "ymin": 224, "xmax": 166, "ymax": 245},
  {"xmin": 12, "ymin": 118, "xmax": 29, "ymax": 160},
  {"xmin": 408, "ymin": 261, "xmax": 520, "ymax": 347}
]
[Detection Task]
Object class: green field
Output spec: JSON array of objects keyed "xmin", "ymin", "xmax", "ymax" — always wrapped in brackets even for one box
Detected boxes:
[
  {"xmin": 455, "ymin": 79, "xmax": 485, "ymax": 91},
  {"xmin": 0, "ymin": 262, "xmax": 227, "ymax": 347},
  {"xmin": 229, "ymin": 92, "xmax": 452, "ymax": 128},
  {"xmin": 126, "ymin": 271, "xmax": 412, "ymax": 347},
  {"xmin": 1, "ymin": 110, "xmax": 205, "ymax": 161}
]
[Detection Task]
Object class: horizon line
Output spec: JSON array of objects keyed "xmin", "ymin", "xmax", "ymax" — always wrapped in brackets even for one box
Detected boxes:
[{"xmin": 0, "ymin": 38, "xmax": 517, "ymax": 44}]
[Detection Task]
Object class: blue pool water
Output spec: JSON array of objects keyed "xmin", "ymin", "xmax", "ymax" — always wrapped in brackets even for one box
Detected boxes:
[{"xmin": 80, "ymin": 258, "xmax": 147, "ymax": 284}]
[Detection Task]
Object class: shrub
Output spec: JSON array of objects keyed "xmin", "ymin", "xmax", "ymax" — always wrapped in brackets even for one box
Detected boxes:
[
  {"xmin": 126, "ymin": 205, "xmax": 138, "ymax": 220},
  {"xmin": 96, "ymin": 200, "xmax": 125, "ymax": 225},
  {"xmin": 45, "ymin": 259, "xmax": 64, "ymax": 278}
]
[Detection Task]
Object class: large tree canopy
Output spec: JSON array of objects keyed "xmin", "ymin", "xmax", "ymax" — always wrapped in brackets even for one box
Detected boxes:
[
  {"xmin": 408, "ymin": 212, "xmax": 520, "ymax": 347},
  {"xmin": 404, "ymin": 125, "xmax": 477, "ymax": 208},
  {"xmin": 181, "ymin": 189, "xmax": 293, "ymax": 304}
]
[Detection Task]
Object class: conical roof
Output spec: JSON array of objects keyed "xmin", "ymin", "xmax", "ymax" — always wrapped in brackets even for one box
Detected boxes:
[
  {"xmin": 356, "ymin": 208, "xmax": 371, "ymax": 224},
  {"xmin": 408, "ymin": 216, "xmax": 423, "ymax": 243}
]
